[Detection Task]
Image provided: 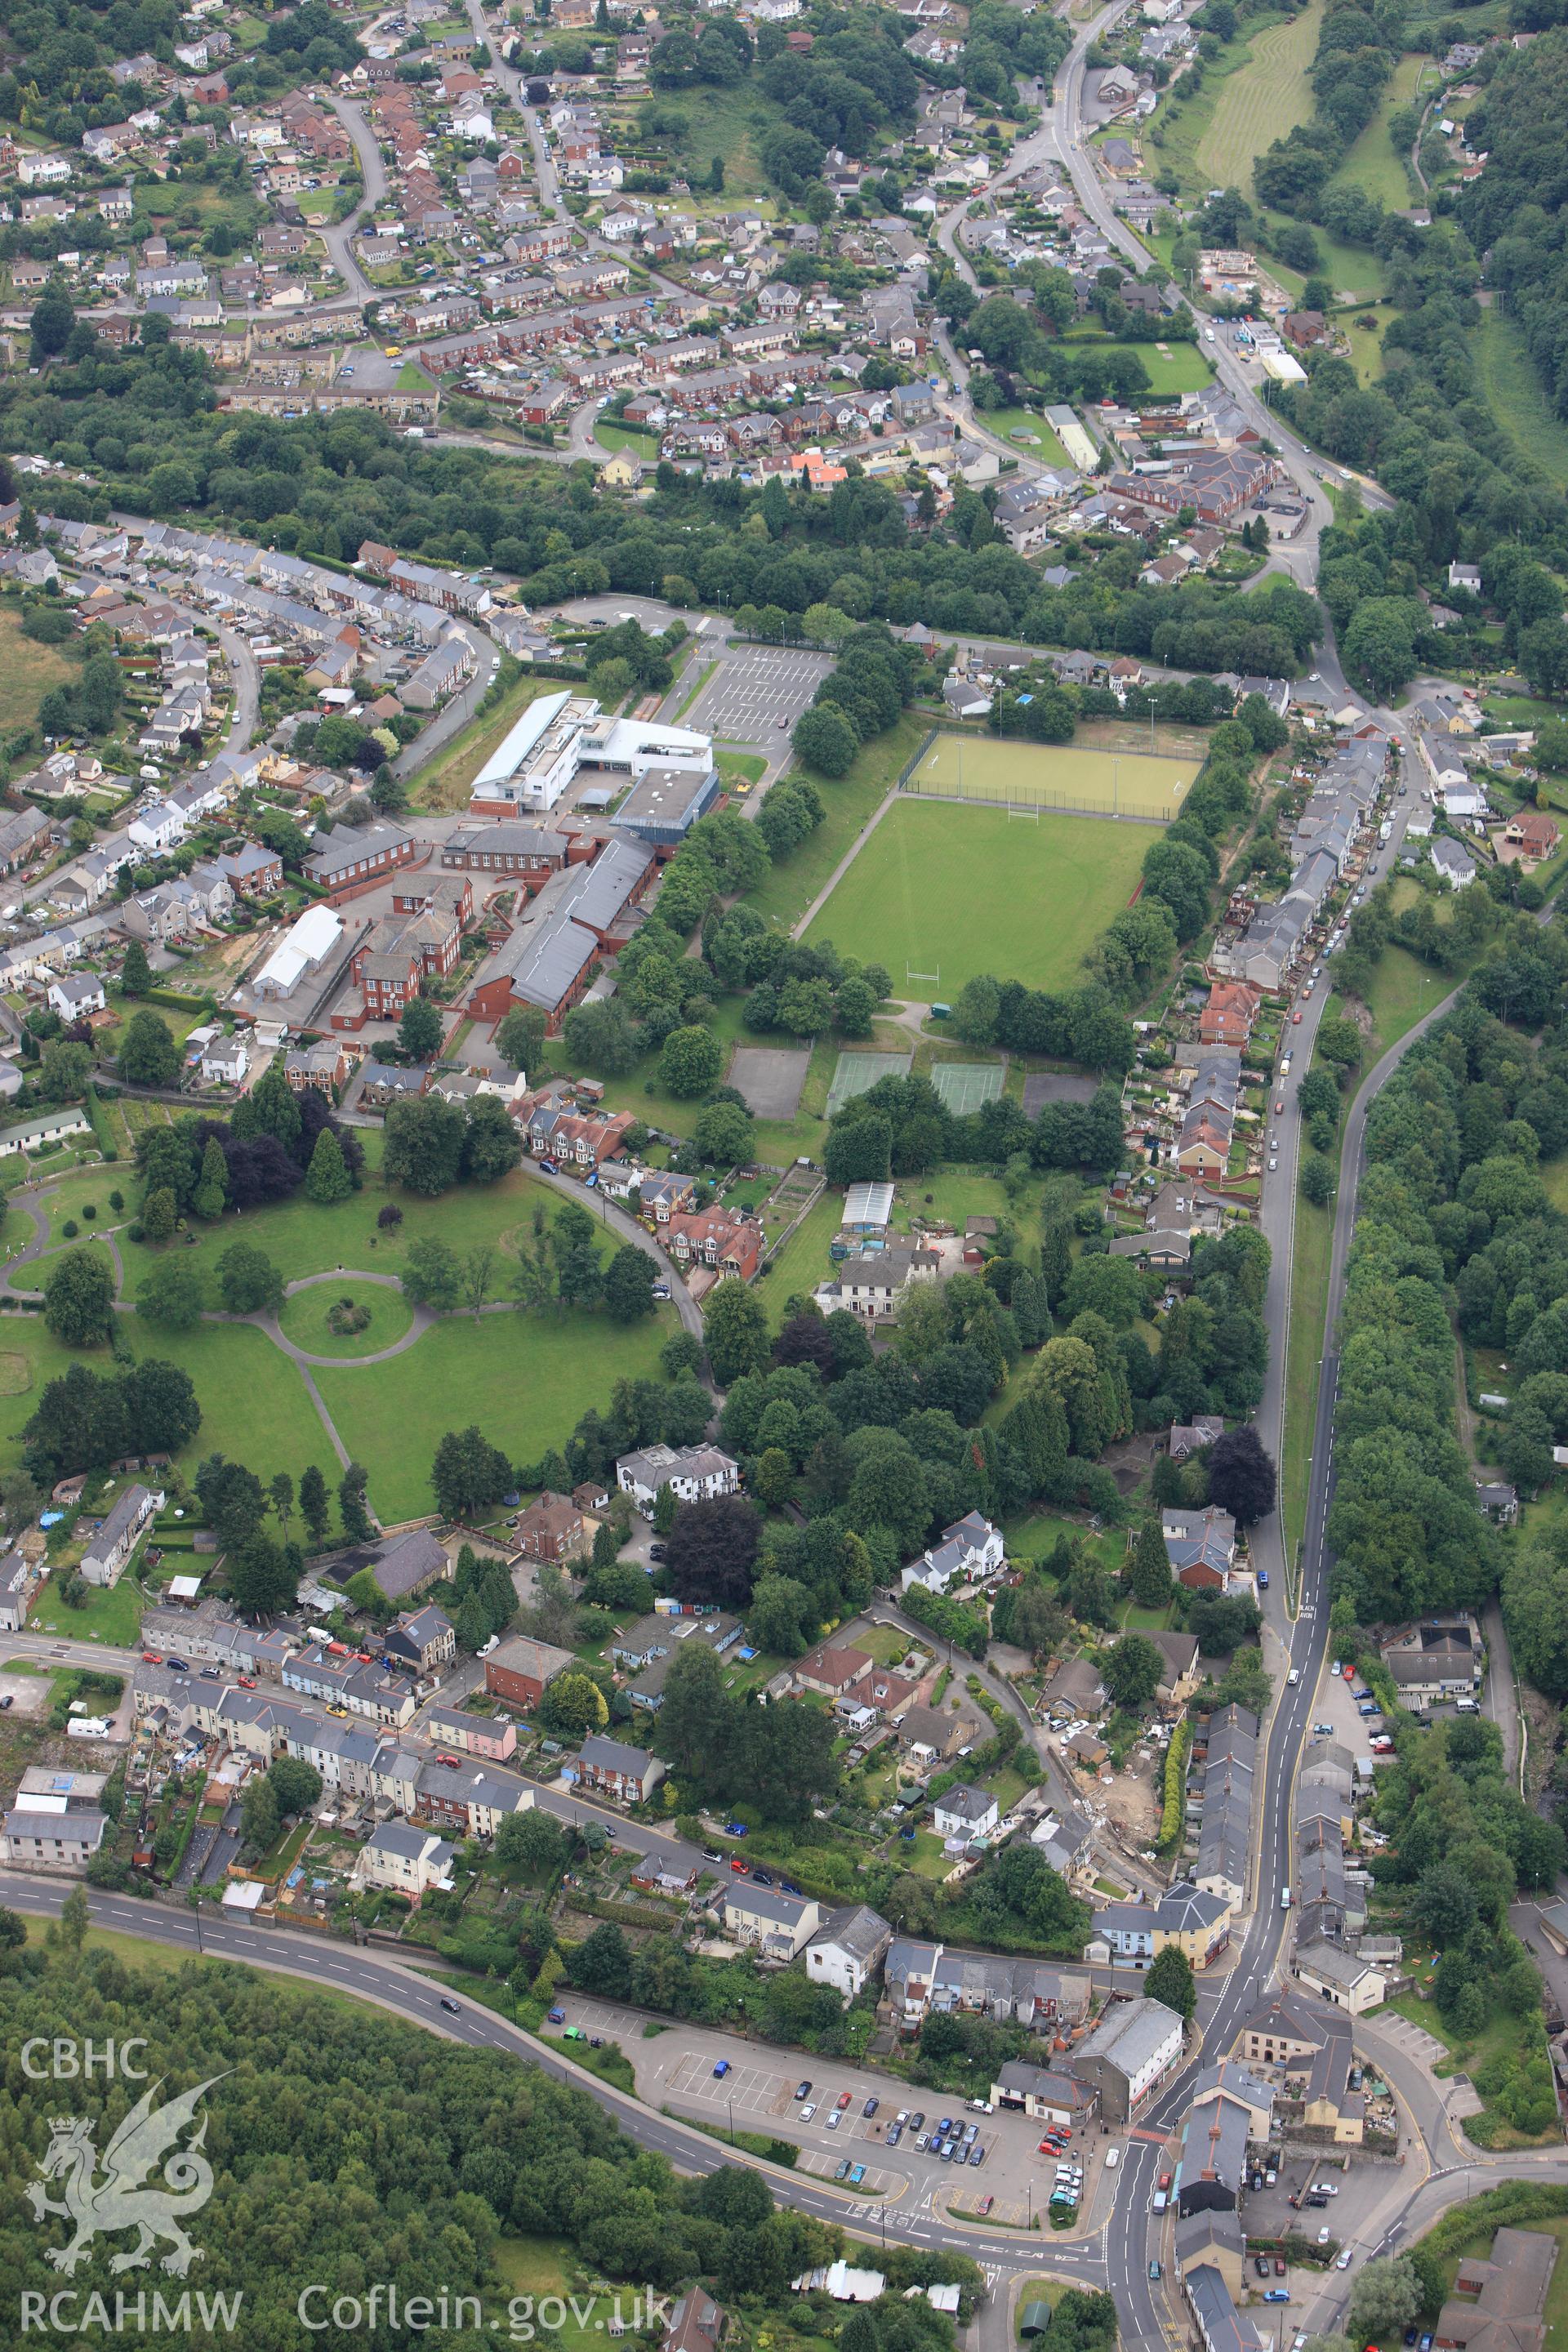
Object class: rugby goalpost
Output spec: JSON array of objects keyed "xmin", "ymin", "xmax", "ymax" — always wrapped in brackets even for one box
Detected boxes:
[{"xmin": 906, "ymin": 964, "xmax": 941, "ymax": 991}]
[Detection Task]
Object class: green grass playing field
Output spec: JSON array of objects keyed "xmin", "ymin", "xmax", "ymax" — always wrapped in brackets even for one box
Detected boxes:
[
  {"xmin": 908, "ymin": 734, "xmax": 1197, "ymax": 819},
  {"xmin": 805, "ymin": 800, "xmax": 1153, "ymax": 998}
]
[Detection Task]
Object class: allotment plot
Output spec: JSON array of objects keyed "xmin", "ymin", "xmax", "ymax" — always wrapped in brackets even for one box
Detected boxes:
[
  {"xmin": 807, "ymin": 800, "xmax": 1151, "ymax": 998},
  {"xmin": 908, "ymin": 734, "xmax": 1197, "ymax": 820}
]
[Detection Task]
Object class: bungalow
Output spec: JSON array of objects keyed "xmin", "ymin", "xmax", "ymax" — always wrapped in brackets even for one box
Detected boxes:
[{"xmin": 794, "ymin": 1642, "xmax": 873, "ymax": 1700}]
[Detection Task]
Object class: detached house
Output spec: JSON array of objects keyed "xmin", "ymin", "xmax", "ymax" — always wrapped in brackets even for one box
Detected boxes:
[
  {"xmin": 902, "ymin": 1512, "xmax": 1004, "ymax": 1597},
  {"xmin": 1162, "ymin": 1506, "xmax": 1236, "ymax": 1590},
  {"xmin": 616, "ymin": 1444, "xmax": 739, "ymax": 1515}
]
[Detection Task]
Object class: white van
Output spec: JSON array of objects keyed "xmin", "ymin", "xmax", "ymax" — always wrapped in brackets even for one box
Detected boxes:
[
  {"xmin": 1281, "ymin": 1882, "xmax": 1292, "ymax": 1909},
  {"xmin": 1455, "ymin": 1695, "xmax": 1480, "ymax": 1714},
  {"xmin": 1105, "ymin": 2147, "xmax": 1120, "ymax": 2170}
]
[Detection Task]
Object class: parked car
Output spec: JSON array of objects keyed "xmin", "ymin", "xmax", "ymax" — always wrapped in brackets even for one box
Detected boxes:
[
  {"xmin": 1147, "ymin": 2263, "xmax": 1161, "ymax": 2282},
  {"xmin": 848, "ymin": 2165, "xmax": 866, "ymax": 2185},
  {"xmin": 908, "ymin": 2113, "xmax": 925, "ymax": 2132},
  {"xmin": 800, "ymin": 2104, "xmax": 817, "ymax": 2123},
  {"xmin": 713, "ymin": 2060, "xmax": 729, "ymax": 2078},
  {"xmin": 1336, "ymin": 2251, "xmax": 1353, "ymax": 2271},
  {"xmin": 1264, "ymin": 2290, "xmax": 1290, "ymax": 2305},
  {"xmin": 836, "ymin": 2091, "xmax": 853, "ymax": 2109},
  {"xmin": 1274, "ymin": 2256, "xmax": 1285, "ymax": 2276},
  {"xmin": 886, "ymin": 2124, "xmax": 902, "ymax": 2148},
  {"xmin": 1256, "ymin": 2257, "xmax": 1272, "ymax": 2279},
  {"xmin": 834, "ymin": 2159, "xmax": 851, "ymax": 2180},
  {"xmin": 826, "ymin": 2112, "xmax": 842, "ymax": 2132},
  {"xmin": 751, "ymin": 1869, "xmax": 774, "ymax": 1886},
  {"xmin": 863, "ymin": 2098, "xmax": 879, "ymax": 2118},
  {"xmin": 724, "ymin": 1820, "xmax": 746, "ymax": 1837},
  {"xmin": 795, "ymin": 2082, "xmax": 812, "ymax": 2100}
]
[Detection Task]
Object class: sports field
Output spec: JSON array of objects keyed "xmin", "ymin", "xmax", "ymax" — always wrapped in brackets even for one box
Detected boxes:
[
  {"xmin": 825, "ymin": 1049, "xmax": 912, "ymax": 1116},
  {"xmin": 806, "ymin": 800, "xmax": 1152, "ymax": 998},
  {"xmin": 929, "ymin": 1062, "xmax": 1004, "ymax": 1114},
  {"xmin": 907, "ymin": 734, "xmax": 1197, "ymax": 820}
]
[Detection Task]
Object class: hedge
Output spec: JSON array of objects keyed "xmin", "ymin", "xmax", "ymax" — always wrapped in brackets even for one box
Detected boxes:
[{"xmin": 1157, "ymin": 1718, "xmax": 1192, "ymax": 1851}]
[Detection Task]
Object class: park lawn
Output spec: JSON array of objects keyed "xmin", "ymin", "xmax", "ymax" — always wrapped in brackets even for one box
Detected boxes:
[
  {"xmin": 985, "ymin": 408, "xmax": 1071, "ymax": 464},
  {"xmin": 1281, "ymin": 1192, "xmax": 1331, "ymax": 1564},
  {"xmin": 541, "ymin": 995, "xmax": 754, "ymax": 1146},
  {"xmin": 1475, "ymin": 312, "xmax": 1568, "ymax": 489},
  {"xmin": 33, "ymin": 1561, "xmax": 146, "ymax": 1646},
  {"xmin": 314, "ymin": 1300, "xmax": 675, "ymax": 1522},
  {"xmin": 398, "ymin": 359, "xmax": 434, "ymax": 390},
  {"xmin": 1004, "ymin": 1512, "xmax": 1125, "ymax": 1579},
  {"xmin": 0, "ymin": 1313, "xmax": 103, "ymax": 1463},
  {"xmin": 0, "ymin": 604, "xmax": 76, "ymax": 737},
  {"xmin": 116, "ymin": 1162, "xmax": 572, "ymax": 1294},
  {"xmin": 757, "ymin": 1190, "xmax": 840, "ymax": 1328},
  {"xmin": 1110, "ymin": 342, "xmax": 1214, "ymax": 398},
  {"xmin": 411, "ymin": 670, "xmax": 561, "ymax": 813},
  {"xmin": 804, "ymin": 799, "xmax": 1150, "ymax": 996},
  {"xmin": 276, "ymin": 1279, "xmax": 415, "ymax": 1359},
  {"xmin": 743, "ymin": 715, "xmax": 929, "ymax": 933},
  {"xmin": 1327, "ymin": 51, "xmax": 1423, "ymax": 210},
  {"xmin": 34, "ymin": 1170, "xmax": 121, "ymax": 1245},
  {"xmin": 122, "ymin": 1320, "xmax": 340, "ymax": 1498},
  {"xmin": 717, "ymin": 751, "xmax": 766, "ymax": 791},
  {"xmin": 890, "ymin": 1168, "xmax": 1020, "ymax": 1233}
]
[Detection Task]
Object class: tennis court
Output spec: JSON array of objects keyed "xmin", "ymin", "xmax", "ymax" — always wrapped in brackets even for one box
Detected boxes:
[
  {"xmin": 906, "ymin": 734, "xmax": 1196, "ymax": 820},
  {"xmin": 929, "ymin": 1062, "xmax": 1004, "ymax": 1114},
  {"xmin": 825, "ymin": 1049, "xmax": 912, "ymax": 1116}
]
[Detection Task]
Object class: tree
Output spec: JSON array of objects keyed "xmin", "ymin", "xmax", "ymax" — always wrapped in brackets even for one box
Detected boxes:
[
  {"xmin": 136, "ymin": 1255, "xmax": 207, "ymax": 1330},
  {"xmin": 141, "ymin": 1187, "xmax": 177, "ymax": 1245},
  {"xmin": 217, "ymin": 1242, "xmax": 283, "ymax": 1315},
  {"xmin": 241, "ymin": 1775, "xmax": 279, "ymax": 1853},
  {"xmin": 562, "ymin": 1000, "xmax": 640, "ymax": 1076},
  {"xmin": 192, "ymin": 1137, "xmax": 229, "ymax": 1221},
  {"xmin": 402, "ymin": 1233, "xmax": 463, "ymax": 1311},
  {"xmin": 1348, "ymin": 2260, "xmax": 1421, "ymax": 2350},
  {"xmin": 383, "ymin": 1097, "xmax": 466, "ymax": 1196},
  {"xmin": 1316, "ymin": 1014, "xmax": 1362, "ymax": 1071},
  {"xmin": 793, "ymin": 704, "xmax": 859, "ymax": 777},
  {"xmin": 430, "ymin": 1425, "xmax": 513, "ymax": 1521},
  {"xmin": 38, "ymin": 1040, "xmax": 91, "ymax": 1104},
  {"xmin": 495, "ymin": 1807, "xmax": 566, "ymax": 1879},
  {"xmin": 1205, "ymin": 1425, "xmax": 1276, "ymax": 1526},
  {"xmin": 704, "ymin": 1277, "xmax": 770, "ymax": 1385},
  {"xmin": 45, "ymin": 1249, "xmax": 115, "ymax": 1347},
  {"xmin": 1129, "ymin": 1516, "xmax": 1174, "ymax": 1606},
  {"xmin": 118, "ymin": 1009, "xmax": 180, "ymax": 1089},
  {"xmin": 269, "ymin": 1473, "xmax": 295, "ymax": 1543},
  {"xmin": 1143, "ymin": 1943, "xmax": 1196, "ymax": 2024},
  {"xmin": 462, "ymin": 1096, "xmax": 522, "ymax": 1184},
  {"xmin": 496, "ymin": 1004, "xmax": 546, "ymax": 1076},
  {"xmin": 572, "ymin": 1919, "xmax": 633, "ymax": 1997},
  {"xmin": 398, "ymin": 996, "xmax": 444, "ymax": 1062},
  {"xmin": 300, "ymin": 1463, "xmax": 331, "ymax": 1547},
  {"xmin": 666, "ymin": 1494, "xmax": 762, "ymax": 1608},
  {"xmin": 1301, "ymin": 1152, "xmax": 1336, "ymax": 1206},
  {"xmin": 461, "ymin": 1245, "xmax": 495, "ymax": 1317},
  {"xmin": 1102, "ymin": 1632, "xmax": 1163, "ymax": 1708},
  {"xmin": 604, "ymin": 1245, "xmax": 657, "ymax": 1321},
  {"xmin": 298, "ymin": 1126, "xmax": 350, "ymax": 1205},
  {"xmin": 693, "ymin": 1099, "xmax": 753, "ymax": 1166},
  {"xmin": 338, "ymin": 1461, "xmax": 373, "ymax": 1543},
  {"xmin": 269, "ymin": 1755, "xmax": 323, "ymax": 1816},
  {"xmin": 540, "ymin": 1669, "xmax": 609, "ymax": 1735},
  {"xmin": 659, "ymin": 1025, "xmax": 724, "ymax": 1098}
]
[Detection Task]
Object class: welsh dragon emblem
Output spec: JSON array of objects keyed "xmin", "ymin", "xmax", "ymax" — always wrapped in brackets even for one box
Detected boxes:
[{"xmin": 25, "ymin": 2074, "xmax": 225, "ymax": 2276}]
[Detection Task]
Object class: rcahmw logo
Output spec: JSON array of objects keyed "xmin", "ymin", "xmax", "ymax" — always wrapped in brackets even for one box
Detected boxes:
[{"xmin": 19, "ymin": 2038, "xmax": 240, "ymax": 2329}]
